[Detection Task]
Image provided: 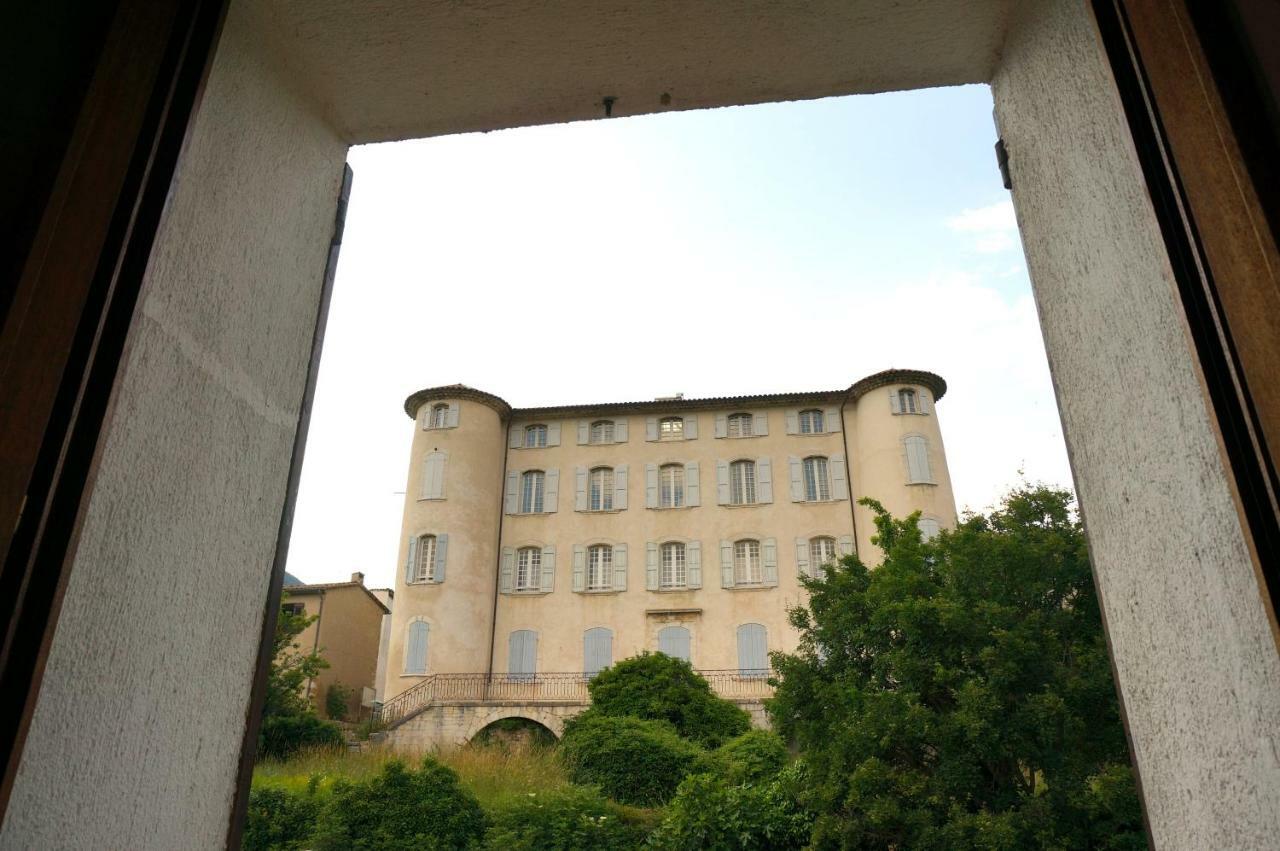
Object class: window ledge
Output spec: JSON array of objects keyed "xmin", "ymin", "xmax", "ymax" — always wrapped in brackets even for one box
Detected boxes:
[
  {"xmin": 508, "ymin": 510, "xmax": 556, "ymax": 516},
  {"xmin": 405, "ymin": 580, "xmax": 439, "ymax": 586},
  {"xmin": 795, "ymin": 498, "xmax": 845, "ymax": 505},
  {"xmin": 891, "ymin": 412, "xmax": 930, "ymax": 417},
  {"xmin": 716, "ymin": 434, "xmax": 765, "ymax": 439},
  {"xmin": 724, "ymin": 584, "xmax": 779, "ymax": 592},
  {"xmin": 400, "ymin": 672, "xmax": 428, "ymax": 678},
  {"xmin": 576, "ymin": 588, "xmax": 623, "ymax": 595},
  {"xmin": 576, "ymin": 508, "xmax": 625, "ymax": 515},
  {"xmin": 652, "ymin": 586, "xmax": 695, "ymax": 593},
  {"xmin": 720, "ymin": 502, "xmax": 768, "ymax": 509},
  {"xmin": 503, "ymin": 589, "xmax": 551, "ymax": 596},
  {"xmin": 906, "ymin": 481, "xmax": 938, "ymax": 486},
  {"xmin": 423, "ymin": 425, "xmax": 458, "ymax": 431},
  {"xmin": 646, "ymin": 505, "xmax": 696, "ymax": 511},
  {"xmin": 416, "ymin": 496, "xmax": 445, "ymax": 502}
]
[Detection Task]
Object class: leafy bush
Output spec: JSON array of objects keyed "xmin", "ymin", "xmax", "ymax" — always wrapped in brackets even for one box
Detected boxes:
[
  {"xmin": 482, "ymin": 785, "xmax": 651, "ymax": 850},
  {"xmin": 587, "ymin": 652, "xmax": 750, "ymax": 747},
  {"xmin": 243, "ymin": 784, "xmax": 323, "ymax": 851},
  {"xmin": 648, "ymin": 765, "xmax": 814, "ymax": 850},
  {"xmin": 311, "ymin": 757, "xmax": 487, "ymax": 850},
  {"xmin": 324, "ymin": 682, "xmax": 354, "ymax": 721},
  {"xmin": 558, "ymin": 712, "xmax": 708, "ymax": 805},
  {"xmin": 258, "ymin": 713, "xmax": 344, "ymax": 761},
  {"xmin": 714, "ymin": 729, "xmax": 789, "ymax": 784}
]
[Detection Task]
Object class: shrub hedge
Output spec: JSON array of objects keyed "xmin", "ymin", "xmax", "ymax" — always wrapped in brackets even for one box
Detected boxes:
[
  {"xmin": 257, "ymin": 713, "xmax": 344, "ymax": 761},
  {"xmin": 558, "ymin": 712, "xmax": 708, "ymax": 805},
  {"xmin": 714, "ymin": 729, "xmax": 789, "ymax": 785},
  {"xmin": 482, "ymin": 784, "xmax": 651, "ymax": 850},
  {"xmin": 648, "ymin": 763, "xmax": 815, "ymax": 850},
  {"xmin": 243, "ymin": 784, "xmax": 323, "ymax": 851}
]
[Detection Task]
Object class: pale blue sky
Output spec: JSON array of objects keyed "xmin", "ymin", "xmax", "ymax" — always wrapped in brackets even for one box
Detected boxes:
[{"xmin": 287, "ymin": 83, "xmax": 1071, "ymax": 588}]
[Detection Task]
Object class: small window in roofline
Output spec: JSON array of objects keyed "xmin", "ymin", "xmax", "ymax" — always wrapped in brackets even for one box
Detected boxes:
[
  {"xmin": 589, "ymin": 420, "xmax": 615, "ymax": 444},
  {"xmin": 429, "ymin": 403, "xmax": 450, "ymax": 429},
  {"xmin": 798, "ymin": 408, "xmax": 824, "ymax": 434},
  {"xmin": 727, "ymin": 412, "xmax": 753, "ymax": 438},
  {"xmin": 659, "ymin": 416, "xmax": 684, "ymax": 440},
  {"xmin": 524, "ymin": 424, "xmax": 548, "ymax": 448}
]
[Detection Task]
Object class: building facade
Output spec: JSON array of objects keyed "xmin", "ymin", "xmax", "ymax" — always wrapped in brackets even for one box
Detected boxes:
[{"xmin": 381, "ymin": 369, "xmax": 956, "ymax": 703}]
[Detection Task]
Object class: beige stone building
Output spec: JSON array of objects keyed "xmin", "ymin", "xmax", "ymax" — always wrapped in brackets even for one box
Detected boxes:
[{"xmin": 380, "ymin": 368, "xmax": 956, "ymax": 715}]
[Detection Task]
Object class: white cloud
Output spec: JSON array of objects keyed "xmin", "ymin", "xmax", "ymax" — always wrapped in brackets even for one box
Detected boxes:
[{"xmin": 946, "ymin": 200, "xmax": 1018, "ymax": 254}]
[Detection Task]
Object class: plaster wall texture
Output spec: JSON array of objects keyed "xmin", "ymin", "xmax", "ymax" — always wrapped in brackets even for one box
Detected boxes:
[
  {"xmin": 372, "ymin": 588, "xmax": 394, "ymax": 701},
  {"xmin": 992, "ymin": 1, "xmax": 1280, "ymax": 847},
  {"xmin": 288, "ymin": 585, "xmax": 386, "ymax": 716},
  {"xmin": 0, "ymin": 5, "xmax": 347, "ymax": 848},
  {"xmin": 382, "ymin": 378, "xmax": 956, "ymax": 696}
]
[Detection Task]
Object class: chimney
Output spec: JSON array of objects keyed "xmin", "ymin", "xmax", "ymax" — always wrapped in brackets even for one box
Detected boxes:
[{"xmin": 351, "ymin": 571, "xmax": 364, "ymax": 585}]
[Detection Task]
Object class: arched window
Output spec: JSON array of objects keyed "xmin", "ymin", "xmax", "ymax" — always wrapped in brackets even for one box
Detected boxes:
[
  {"xmin": 414, "ymin": 534, "xmax": 437, "ymax": 582},
  {"xmin": 737, "ymin": 623, "xmax": 768, "ymax": 676},
  {"xmin": 588, "ymin": 466, "xmax": 614, "ymax": 511},
  {"xmin": 898, "ymin": 388, "xmax": 918, "ymax": 414},
  {"xmin": 903, "ymin": 435, "xmax": 933, "ymax": 484},
  {"xmin": 798, "ymin": 409, "xmax": 824, "ymax": 434},
  {"xmin": 729, "ymin": 459, "xmax": 757, "ymax": 505},
  {"xmin": 405, "ymin": 621, "xmax": 429, "ymax": 675},
  {"xmin": 430, "ymin": 403, "xmax": 450, "ymax": 429},
  {"xmin": 918, "ymin": 518, "xmax": 941, "ymax": 541},
  {"xmin": 660, "ymin": 542, "xmax": 687, "ymax": 589},
  {"xmin": 586, "ymin": 545, "xmax": 613, "ymax": 591},
  {"xmin": 802, "ymin": 456, "xmax": 831, "ymax": 501},
  {"xmin": 584, "ymin": 627, "xmax": 613, "ymax": 676},
  {"xmin": 658, "ymin": 625, "xmax": 691, "ymax": 662},
  {"xmin": 508, "ymin": 629, "xmax": 537, "ymax": 681},
  {"xmin": 727, "ymin": 412, "xmax": 753, "ymax": 438},
  {"xmin": 524, "ymin": 424, "xmax": 547, "ymax": 448},
  {"xmin": 809, "ymin": 536, "xmax": 838, "ymax": 571},
  {"xmin": 734, "ymin": 539, "xmax": 762, "ymax": 585},
  {"xmin": 589, "ymin": 420, "xmax": 615, "ymax": 444},
  {"xmin": 659, "ymin": 416, "xmax": 684, "ymax": 440},
  {"xmin": 659, "ymin": 463, "xmax": 685, "ymax": 508},
  {"xmin": 515, "ymin": 546, "xmax": 541, "ymax": 591},
  {"xmin": 520, "ymin": 470, "xmax": 545, "ymax": 513}
]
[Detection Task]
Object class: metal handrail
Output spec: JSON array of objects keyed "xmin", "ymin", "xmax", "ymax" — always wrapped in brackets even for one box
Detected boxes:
[{"xmin": 372, "ymin": 668, "xmax": 776, "ymax": 728}]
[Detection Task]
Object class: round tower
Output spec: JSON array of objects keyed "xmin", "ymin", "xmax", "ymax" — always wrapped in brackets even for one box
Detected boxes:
[
  {"xmin": 383, "ymin": 385, "xmax": 509, "ymax": 693},
  {"xmin": 846, "ymin": 369, "xmax": 957, "ymax": 561}
]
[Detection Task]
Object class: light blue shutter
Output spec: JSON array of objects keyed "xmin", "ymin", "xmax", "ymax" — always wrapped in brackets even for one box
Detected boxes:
[
  {"xmin": 572, "ymin": 546, "xmax": 586, "ymax": 592},
  {"xmin": 720, "ymin": 540, "xmax": 734, "ymax": 588},
  {"xmin": 584, "ymin": 628, "xmax": 612, "ymax": 676},
  {"xmin": 577, "ymin": 421, "xmax": 589, "ymax": 444},
  {"xmin": 612, "ymin": 544, "xmax": 628, "ymax": 591},
  {"xmin": 614, "ymin": 420, "xmax": 628, "ymax": 442},
  {"xmin": 687, "ymin": 541, "xmax": 702, "ymax": 588},
  {"xmin": 838, "ymin": 535, "xmax": 855, "ymax": 556},
  {"xmin": 795, "ymin": 538, "xmax": 810, "ymax": 578},
  {"xmin": 504, "ymin": 471, "xmax": 518, "ymax": 514},
  {"xmin": 753, "ymin": 412, "xmax": 768, "ymax": 435},
  {"xmin": 789, "ymin": 456, "xmax": 803, "ymax": 501},
  {"xmin": 508, "ymin": 428, "xmax": 523, "ymax": 449},
  {"xmin": 684, "ymin": 416, "xmax": 698, "ymax": 440},
  {"xmin": 737, "ymin": 623, "xmax": 767, "ymax": 674},
  {"xmin": 540, "ymin": 546, "xmax": 556, "ymax": 592},
  {"xmin": 406, "ymin": 622, "xmax": 428, "ymax": 674},
  {"xmin": 685, "ymin": 462, "xmax": 700, "ymax": 507},
  {"xmin": 575, "ymin": 467, "xmax": 588, "ymax": 511},
  {"xmin": 889, "ymin": 389, "xmax": 902, "ymax": 414},
  {"xmin": 716, "ymin": 460, "xmax": 730, "ymax": 504},
  {"xmin": 785, "ymin": 411, "xmax": 799, "ymax": 434},
  {"xmin": 658, "ymin": 626, "xmax": 690, "ymax": 662},
  {"xmin": 421, "ymin": 452, "xmax": 446, "ymax": 499},
  {"xmin": 646, "ymin": 542, "xmax": 659, "ymax": 590},
  {"xmin": 905, "ymin": 436, "xmax": 932, "ymax": 482},
  {"xmin": 509, "ymin": 630, "xmax": 537, "ymax": 676},
  {"xmin": 434, "ymin": 534, "xmax": 448, "ymax": 583},
  {"xmin": 544, "ymin": 468, "xmax": 560, "ymax": 512},
  {"xmin": 646, "ymin": 417, "xmax": 659, "ymax": 441},
  {"xmin": 831, "ymin": 454, "xmax": 848, "ymax": 499},
  {"xmin": 645, "ymin": 464, "xmax": 659, "ymax": 508},
  {"xmin": 445, "ymin": 402, "xmax": 460, "ymax": 428},
  {"xmin": 762, "ymin": 538, "xmax": 778, "ymax": 586},
  {"xmin": 918, "ymin": 392, "xmax": 931, "ymax": 414},
  {"xmin": 547, "ymin": 422, "xmax": 561, "ymax": 446},
  {"xmin": 404, "ymin": 536, "xmax": 418, "ymax": 584},
  {"xmin": 824, "ymin": 407, "xmax": 840, "ymax": 432},
  {"xmin": 714, "ymin": 414, "xmax": 728, "ymax": 438},
  {"xmin": 614, "ymin": 465, "xmax": 628, "ymax": 510},
  {"xmin": 500, "ymin": 548, "xmax": 515, "ymax": 592},
  {"xmin": 757, "ymin": 458, "xmax": 774, "ymax": 503}
]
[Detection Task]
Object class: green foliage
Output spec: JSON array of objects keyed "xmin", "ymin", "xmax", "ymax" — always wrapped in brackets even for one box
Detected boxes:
[
  {"xmin": 768, "ymin": 485, "xmax": 1147, "ymax": 849},
  {"xmin": 713, "ymin": 729, "xmax": 789, "ymax": 785},
  {"xmin": 558, "ymin": 712, "xmax": 708, "ymax": 805},
  {"xmin": 648, "ymin": 763, "xmax": 815, "ymax": 850},
  {"xmin": 482, "ymin": 784, "xmax": 651, "ymax": 850},
  {"xmin": 472, "ymin": 717, "xmax": 558, "ymax": 749},
  {"xmin": 324, "ymin": 682, "xmax": 354, "ymax": 721},
  {"xmin": 587, "ymin": 652, "xmax": 751, "ymax": 747},
  {"xmin": 266, "ymin": 597, "xmax": 329, "ymax": 718},
  {"xmin": 311, "ymin": 757, "xmax": 487, "ymax": 850},
  {"xmin": 243, "ymin": 784, "xmax": 324, "ymax": 851},
  {"xmin": 258, "ymin": 713, "xmax": 344, "ymax": 761}
]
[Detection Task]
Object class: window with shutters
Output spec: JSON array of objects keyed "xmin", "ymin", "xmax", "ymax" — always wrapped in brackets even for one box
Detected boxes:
[
  {"xmin": 737, "ymin": 623, "xmax": 768, "ymax": 677},
  {"xmin": 727, "ymin": 412, "xmax": 753, "ymax": 437},
  {"xmin": 809, "ymin": 536, "xmax": 838, "ymax": 571},
  {"xmin": 588, "ymin": 466, "xmax": 614, "ymax": 511},
  {"xmin": 660, "ymin": 542, "xmax": 687, "ymax": 589},
  {"xmin": 918, "ymin": 518, "xmax": 942, "ymax": 541},
  {"xmin": 658, "ymin": 625, "xmax": 691, "ymax": 662},
  {"xmin": 798, "ymin": 408, "xmax": 824, "ymax": 434},
  {"xmin": 584, "ymin": 627, "xmax": 613, "ymax": 676},
  {"xmin": 903, "ymin": 435, "xmax": 934, "ymax": 484},
  {"xmin": 524, "ymin": 424, "xmax": 548, "ymax": 448},
  {"xmin": 429, "ymin": 403, "xmax": 450, "ymax": 429},
  {"xmin": 802, "ymin": 456, "xmax": 831, "ymax": 501},
  {"xmin": 659, "ymin": 416, "xmax": 684, "ymax": 440},
  {"xmin": 413, "ymin": 534, "xmax": 436, "ymax": 582},
  {"xmin": 589, "ymin": 420, "xmax": 615, "ymax": 444},
  {"xmin": 520, "ymin": 470, "xmax": 545, "ymax": 512},
  {"xmin": 405, "ymin": 620, "xmax": 429, "ymax": 674},
  {"xmin": 729, "ymin": 460, "xmax": 757, "ymax": 505},
  {"xmin": 587, "ymin": 545, "xmax": 613, "ymax": 591},
  {"xmin": 659, "ymin": 463, "xmax": 685, "ymax": 508},
  {"xmin": 282, "ymin": 602, "xmax": 305, "ymax": 617},
  {"xmin": 734, "ymin": 539, "xmax": 762, "ymax": 585},
  {"xmin": 508, "ymin": 629, "xmax": 537, "ymax": 681},
  {"xmin": 515, "ymin": 547, "xmax": 541, "ymax": 591},
  {"xmin": 898, "ymin": 388, "xmax": 918, "ymax": 414}
]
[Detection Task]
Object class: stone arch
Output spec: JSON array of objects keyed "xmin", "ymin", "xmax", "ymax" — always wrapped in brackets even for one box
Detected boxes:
[{"xmin": 456, "ymin": 705, "xmax": 569, "ymax": 746}]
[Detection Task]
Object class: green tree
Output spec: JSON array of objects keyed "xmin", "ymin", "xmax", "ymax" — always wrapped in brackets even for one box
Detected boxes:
[
  {"xmin": 265, "ymin": 597, "xmax": 329, "ymax": 717},
  {"xmin": 769, "ymin": 486, "xmax": 1146, "ymax": 850}
]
